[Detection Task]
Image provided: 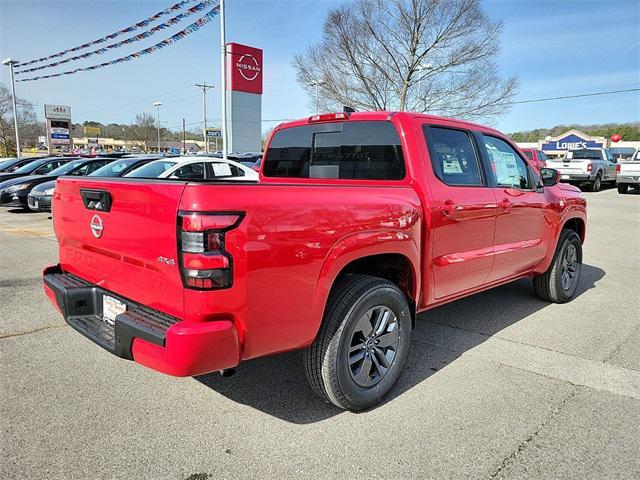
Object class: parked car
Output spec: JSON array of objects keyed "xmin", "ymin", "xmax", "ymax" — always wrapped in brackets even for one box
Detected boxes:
[
  {"xmin": 43, "ymin": 111, "xmax": 586, "ymax": 411},
  {"xmin": 519, "ymin": 148, "xmax": 548, "ymax": 170},
  {"xmin": 125, "ymin": 156, "xmax": 259, "ymax": 181},
  {"xmin": 0, "ymin": 156, "xmax": 71, "ymax": 182},
  {"xmin": 616, "ymin": 149, "xmax": 640, "ymax": 194},
  {"xmin": 27, "ymin": 156, "xmax": 163, "ymax": 212},
  {"xmin": 0, "ymin": 158, "xmax": 111, "ymax": 210},
  {"xmin": 544, "ymin": 148, "xmax": 617, "ymax": 191},
  {"xmin": 88, "ymin": 155, "xmax": 164, "ymax": 178}
]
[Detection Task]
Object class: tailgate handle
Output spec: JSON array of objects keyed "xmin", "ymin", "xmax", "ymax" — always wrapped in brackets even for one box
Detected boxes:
[{"xmin": 80, "ymin": 189, "xmax": 112, "ymax": 212}]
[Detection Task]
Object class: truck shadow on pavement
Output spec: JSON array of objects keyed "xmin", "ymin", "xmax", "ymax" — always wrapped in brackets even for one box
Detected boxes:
[{"xmin": 196, "ymin": 263, "xmax": 605, "ymax": 424}]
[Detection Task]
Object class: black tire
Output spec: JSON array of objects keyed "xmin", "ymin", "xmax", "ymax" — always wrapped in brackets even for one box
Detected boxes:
[
  {"xmin": 533, "ymin": 229, "xmax": 582, "ymax": 303},
  {"xmin": 618, "ymin": 184, "xmax": 628, "ymax": 194},
  {"xmin": 589, "ymin": 172, "xmax": 602, "ymax": 192},
  {"xmin": 304, "ymin": 274, "xmax": 412, "ymax": 411}
]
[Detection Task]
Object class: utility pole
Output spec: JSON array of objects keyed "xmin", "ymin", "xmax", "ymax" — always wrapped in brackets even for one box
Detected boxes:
[
  {"xmin": 195, "ymin": 82, "xmax": 214, "ymax": 154},
  {"xmin": 182, "ymin": 118, "xmax": 186, "ymax": 154},
  {"xmin": 2, "ymin": 58, "xmax": 21, "ymax": 157},
  {"xmin": 309, "ymin": 81, "xmax": 324, "ymax": 114},
  {"xmin": 220, "ymin": 0, "xmax": 228, "ymax": 160},
  {"xmin": 153, "ymin": 101, "xmax": 162, "ymax": 153}
]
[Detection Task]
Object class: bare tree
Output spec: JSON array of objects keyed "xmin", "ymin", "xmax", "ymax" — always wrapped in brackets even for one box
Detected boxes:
[
  {"xmin": 129, "ymin": 112, "xmax": 156, "ymax": 152},
  {"xmin": 0, "ymin": 83, "xmax": 38, "ymax": 156},
  {"xmin": 294, "ymin": 0, "xmax": 517, "ymax": 121}
]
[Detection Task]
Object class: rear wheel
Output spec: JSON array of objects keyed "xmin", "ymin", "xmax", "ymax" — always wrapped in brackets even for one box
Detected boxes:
[
  {"xmin": 618, "ymin": 184, "xmax": 628, "ymax": 194},
  {"xmin": 304, "ymin": 275, "xmax": 412, "ymax": 411},
  {"xmin": 589, "ymin": 172, "xmax": 602, "ymax": 192},
  {"xmin": 533, "ymin": 229, "xmax": 582, "ymax": 303}
]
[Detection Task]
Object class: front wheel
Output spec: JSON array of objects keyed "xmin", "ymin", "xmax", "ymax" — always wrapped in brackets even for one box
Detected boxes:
[
  {"xmin": 533, "ymin": 229, "xmax": 582, "ymax": 303},
  {"xmin": 618, "ymin": 184, "xmax": 628, "ymax": 194},
  {"xmin": 304, "ymin": 275, "xmax": 412, "ymax": 411}
]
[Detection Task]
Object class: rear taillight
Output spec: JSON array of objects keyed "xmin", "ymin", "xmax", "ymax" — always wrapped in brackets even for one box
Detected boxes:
[
  {"xmin": 587, "ymin": 164, "xmax": 593, "ymax": 172},
  {"xmin": 178, "ymin": 212, "xmax": 243, "ymax": 290},
  {"xmin": 616, "ymin": 164, "xmax": 621, "ymax": 173}
]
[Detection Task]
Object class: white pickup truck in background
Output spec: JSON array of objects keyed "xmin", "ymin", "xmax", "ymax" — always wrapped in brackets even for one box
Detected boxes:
[
  {"xmin": 616, "ymin": 149, "xmax": 640, "ymax": 194},
  {"xmin": 545, "ymin": 148, "xmax": 617, "ymax": 192}
]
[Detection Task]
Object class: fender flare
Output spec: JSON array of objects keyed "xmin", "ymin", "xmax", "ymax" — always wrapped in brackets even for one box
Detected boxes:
[{"xmin": 304, "ymin": 230, "xmax": 421, "ymax": 345}]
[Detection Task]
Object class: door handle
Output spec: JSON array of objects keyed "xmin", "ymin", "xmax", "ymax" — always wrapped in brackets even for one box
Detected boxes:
[
  {"xmin": 498, "ymin": 198, "xmax": 511, "ymax": 210},
  {"xmin": 438, "ymin": 199, "xmax": 455, "ymax": 216}
]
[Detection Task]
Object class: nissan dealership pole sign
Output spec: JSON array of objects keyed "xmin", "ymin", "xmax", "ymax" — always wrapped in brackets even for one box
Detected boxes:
[{"xmin": 225, "ymin": 42, "xmax": 263, "ymax": 153}]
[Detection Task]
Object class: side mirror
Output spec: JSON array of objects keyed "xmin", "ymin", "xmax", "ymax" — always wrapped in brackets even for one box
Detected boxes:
[{"xmin": 540, "ymin": 168, "xmax": 561, "ymax": 187}]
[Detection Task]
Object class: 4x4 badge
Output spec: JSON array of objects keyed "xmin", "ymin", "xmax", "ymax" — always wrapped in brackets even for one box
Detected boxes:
[
  {"xmin": 157, "ymin": 256, "xmax": 175, "ymax": 265},
  {"xmin": 90, "ymin": 214, "xmax": 103, "ymax": 238}
]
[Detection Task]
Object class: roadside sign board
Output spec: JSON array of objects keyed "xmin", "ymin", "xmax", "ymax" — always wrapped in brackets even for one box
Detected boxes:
[
  {"xmin": 84, "ymin": 126, "xmax": 101, "ymax": 136},
  {"xmin": 44, "ymin": 104, "xmax": 71, "ymax": 120},
  {"xmin": 206, "ymin": 129, "xmax": 222, "ymax": 138}
]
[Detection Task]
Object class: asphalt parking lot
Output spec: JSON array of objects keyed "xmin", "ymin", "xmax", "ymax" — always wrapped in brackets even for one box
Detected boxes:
[{"xmin": 1, "ymin": 187, "xmax": 639, "ymax": 480}]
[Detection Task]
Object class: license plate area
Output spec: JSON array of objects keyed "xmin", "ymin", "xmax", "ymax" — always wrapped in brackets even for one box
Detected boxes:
[
  {"xmin": 102, "ymin": 294, "xmax": 127, "ymax": 325},
  {"xmin": 562, "ymin": 174, "xmax": 570, "ymax": 179}
]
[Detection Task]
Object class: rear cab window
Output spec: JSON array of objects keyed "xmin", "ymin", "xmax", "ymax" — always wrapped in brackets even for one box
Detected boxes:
[
  {"xmin": 423, "ymin": 126, "xmax": 484, "ymax": 186},
  {"xmin": 263, "ymin": 121, "xmax": 405, "ymax": 180}
]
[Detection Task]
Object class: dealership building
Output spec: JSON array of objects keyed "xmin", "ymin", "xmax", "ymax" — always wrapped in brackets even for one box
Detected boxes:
[{"xmin": 516, "ymin": 129, "xmax": 640, "ymax": 158}]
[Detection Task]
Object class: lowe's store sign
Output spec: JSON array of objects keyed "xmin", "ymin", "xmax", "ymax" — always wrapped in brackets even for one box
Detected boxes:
[{"xmin": 541, "ymin": 133, "xmax": 603, "ymax": 151}]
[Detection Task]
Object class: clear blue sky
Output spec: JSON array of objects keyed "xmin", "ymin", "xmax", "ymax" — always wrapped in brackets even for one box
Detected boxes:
[{"xmin": 1, "ymin": 0, "xmax": 638, "ymax": 134}]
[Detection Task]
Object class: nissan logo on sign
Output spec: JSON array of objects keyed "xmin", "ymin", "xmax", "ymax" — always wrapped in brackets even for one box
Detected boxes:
[
  {"xmin": 227, "ymin": 42, "xmax": 263, "ymax": 95},
  {"xmin": 236, "ymin": 54, "xmax": 261, "ymax": 81}
]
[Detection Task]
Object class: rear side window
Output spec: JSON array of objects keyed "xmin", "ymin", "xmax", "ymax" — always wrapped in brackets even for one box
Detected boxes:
[
  {"xmin": 424, "ymin": 126, "xmax": 483, "ymax": 186},
  {"xmin": 263, "ymin": 121, "xmax": 405, "ymax": 180},
  {"xmin": 523, "ymin": 150, "xmax": 534, "ymax": 160},
  {"xmin": 171, "ymin": 162, "xmax": 205, "ymax": 179}
]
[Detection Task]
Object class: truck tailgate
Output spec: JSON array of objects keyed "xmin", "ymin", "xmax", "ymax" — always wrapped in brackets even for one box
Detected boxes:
[
  {"xmin": 545, "ymin": 158, "xmax": 589, "ymax": 175},
  {"xmin": 53, "ymin": 177, "xmax": 186, "ymax": 318}
]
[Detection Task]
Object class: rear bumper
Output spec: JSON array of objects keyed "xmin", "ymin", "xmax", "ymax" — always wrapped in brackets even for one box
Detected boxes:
[
  {"xmin": 559, "ymin": 173, "xmax": 592, "ymax": 182},
  {"xmin": 43, "ymin": 264, "xmax": 240, "ymax": 376},
  {"xmin": 616, "ymin": 174, "xmax": 640, "ymax": 185}
]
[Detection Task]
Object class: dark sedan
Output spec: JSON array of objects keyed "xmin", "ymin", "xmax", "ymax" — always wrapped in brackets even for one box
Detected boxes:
[
  {"xmin": 0, "ymin": 156, "xmax": 73, "ymax": 182},
  {"xmin": 0, "ymin": 158, "xmax": 113, "ymax": 209},
  {"xmin": 27, "ymin": 156, "xmax": 158, "ymax": 212}
]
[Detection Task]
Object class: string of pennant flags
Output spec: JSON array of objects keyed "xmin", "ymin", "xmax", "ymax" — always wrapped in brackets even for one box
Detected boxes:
[
  {"xmin": 15, "ymin": 0, "xmax": 214, "ymax": 75},
  {"xmin": 16, "ymin": 0, "xmax": 199, "ymax": 68},
  {"xmin": 16, "ymin": 6, "xmax": 220, "ymax": 83}
]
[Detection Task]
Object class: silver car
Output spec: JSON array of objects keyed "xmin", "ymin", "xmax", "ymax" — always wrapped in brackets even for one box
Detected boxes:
[{"xmin": 545, "ymin": 148, "xmax": 617, "ymax": 192}]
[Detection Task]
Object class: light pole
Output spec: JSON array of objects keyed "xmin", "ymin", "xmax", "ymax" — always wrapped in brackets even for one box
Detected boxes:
[
  {"xmin": 309, "ymin": 81, "xmax": 324, "ymax": 114},
  {"xmin": 219, "ymin": 0, "xmax": 228, "ymax": 160},
  {"xmin": 196, "ymin": 83, "xmax": 214, "ymax": 154},
  {"xmin": 2, "ymin": 58, "xmax": 21, "ymax": 157},
  {"xmin": 153, "ymin": 101, "xmax": 162, "ymax": 153}
]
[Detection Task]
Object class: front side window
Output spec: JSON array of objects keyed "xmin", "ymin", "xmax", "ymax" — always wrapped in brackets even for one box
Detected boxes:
[
  {"xmin": 263, "ymin": 121, "xmax": 405, "ymax": 180},
  {"xmin": 424, "ymin": 126, "xmax": 483, "ymax": 186},
  {"xmin": 35, "ymin": 160, "xmax": 66, "ymax": 175},
  {"xmin": 482, "ymin": 135, "xmax": 532, "ymax": 190}
]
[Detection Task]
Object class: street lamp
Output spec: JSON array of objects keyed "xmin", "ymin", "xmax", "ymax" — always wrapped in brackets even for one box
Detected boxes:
[
  {"xmin": 2, "ymin": 57, "xmax": 21, "ymax": 157},
  {"xmin": 308, "ymin": 81, "xmax": 325, "ymax": 114},
  {"xmin": 152, "ymin": 101, "xmax": 162, "ymax": 153}
]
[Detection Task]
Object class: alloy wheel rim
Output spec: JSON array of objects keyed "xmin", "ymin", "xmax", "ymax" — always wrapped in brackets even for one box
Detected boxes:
[
  {"xmin": 561, "ymin": 243, "xmax": 579, "ymax": 291},
  {"xmin": 348, "ymin": 305, "xmax": 399, "ymax": 387}
]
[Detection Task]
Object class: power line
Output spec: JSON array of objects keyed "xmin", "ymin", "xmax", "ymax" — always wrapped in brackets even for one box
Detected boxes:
[{"xmin": 507, "ymin": 87, "xmax": 640, "ymax": 105}]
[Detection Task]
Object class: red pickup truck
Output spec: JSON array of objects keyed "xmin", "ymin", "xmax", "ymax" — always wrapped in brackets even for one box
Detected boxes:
[{"xmin": 43, "ymin": 112, "xmax": 586, "ymax": 410}]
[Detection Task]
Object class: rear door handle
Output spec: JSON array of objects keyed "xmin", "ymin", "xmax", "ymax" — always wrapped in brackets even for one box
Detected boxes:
[
  {"xmin": 498, "ymin": 198, "xmax": 511, "ymax": 210},
  {"xmin": 438, "ymin": 199, "xmax": 455, "ymax": 216}
]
